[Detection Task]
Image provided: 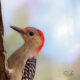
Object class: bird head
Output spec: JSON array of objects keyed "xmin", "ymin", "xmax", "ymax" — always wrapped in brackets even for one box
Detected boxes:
[{"xmin": 10, "ymin": 26, "xmax": 45, "ymax": 57}]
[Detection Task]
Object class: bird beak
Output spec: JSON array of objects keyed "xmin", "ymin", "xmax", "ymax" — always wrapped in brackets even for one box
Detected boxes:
[{"xmin": 10, "ymin": 26, "xmax": 25, "ymax": 34}]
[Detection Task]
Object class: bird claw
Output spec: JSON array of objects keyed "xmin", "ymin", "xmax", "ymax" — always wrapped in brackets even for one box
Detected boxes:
[{"xmin": 5, "ymin": 66, "xmax": 14, "ymax": 79}]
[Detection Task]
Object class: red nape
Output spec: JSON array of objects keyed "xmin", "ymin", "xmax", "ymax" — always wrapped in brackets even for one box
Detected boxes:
[{"xmin": 36, "ymin": 29, "xmax": 45, "ymax": 56}]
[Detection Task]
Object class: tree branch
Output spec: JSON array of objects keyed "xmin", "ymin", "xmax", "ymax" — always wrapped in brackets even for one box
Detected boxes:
[{"xmin": 0, "ymin": 2, "xmax": 7, "ymax": 80}]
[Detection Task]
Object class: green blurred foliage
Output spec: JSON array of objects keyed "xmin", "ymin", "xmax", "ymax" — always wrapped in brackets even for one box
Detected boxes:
[{"xmin": 11, "ymin": 3, "xmax": 30, "ymax": 27}]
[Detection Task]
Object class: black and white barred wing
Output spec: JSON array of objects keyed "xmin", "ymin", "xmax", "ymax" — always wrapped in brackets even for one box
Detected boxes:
[{"xmin": 22, "ymin": 57, "xmax": 36, "ymax": 80}]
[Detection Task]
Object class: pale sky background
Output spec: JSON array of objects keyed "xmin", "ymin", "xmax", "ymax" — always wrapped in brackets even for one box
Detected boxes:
[{"xmin": 1, "ymin": 0, "xmax": 80, "ymax": 63}]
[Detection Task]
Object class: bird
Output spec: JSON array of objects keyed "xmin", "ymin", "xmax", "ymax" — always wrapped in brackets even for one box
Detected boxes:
[{"xmin": 6, "ymin": 26, "xmax": 45, "ymax": 80}]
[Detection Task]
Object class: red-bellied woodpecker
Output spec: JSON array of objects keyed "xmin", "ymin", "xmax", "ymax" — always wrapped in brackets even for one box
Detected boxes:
[{"xmin": 6, "ymin": 26, "xmax": 45, "ymax": 80}]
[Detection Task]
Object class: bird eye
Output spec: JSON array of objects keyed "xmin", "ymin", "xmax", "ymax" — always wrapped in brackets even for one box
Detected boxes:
[{"xmin": 29, "ymin": 32, "xmax": 34, "ymax": 36}]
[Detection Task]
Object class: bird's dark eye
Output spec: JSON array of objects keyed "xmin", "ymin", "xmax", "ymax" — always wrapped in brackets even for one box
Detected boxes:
[{"xmin": 29, "ymin": 32, "xmax": 34, "ymax": 36}]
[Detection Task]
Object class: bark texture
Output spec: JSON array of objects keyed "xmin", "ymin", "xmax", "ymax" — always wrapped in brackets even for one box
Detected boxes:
[{"xmin": 0, "ymin": 2, "xmax": 7, "ymax": 80}]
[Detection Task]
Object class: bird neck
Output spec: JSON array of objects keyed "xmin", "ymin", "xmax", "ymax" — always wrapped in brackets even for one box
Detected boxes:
[{"xmin": 21, "ymin": 42, "xmax": 38, "ymax": 58}]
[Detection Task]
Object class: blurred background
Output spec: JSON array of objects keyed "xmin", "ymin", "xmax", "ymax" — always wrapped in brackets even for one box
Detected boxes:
[{"xmin": 1, "ymin": 0, "xmax": 80, "ymax": 80}]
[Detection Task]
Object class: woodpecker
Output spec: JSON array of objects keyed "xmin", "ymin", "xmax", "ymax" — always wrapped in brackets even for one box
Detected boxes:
[{"xmin": 6, "ymin": 26, "xmax": 45, "ymax": 80}]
